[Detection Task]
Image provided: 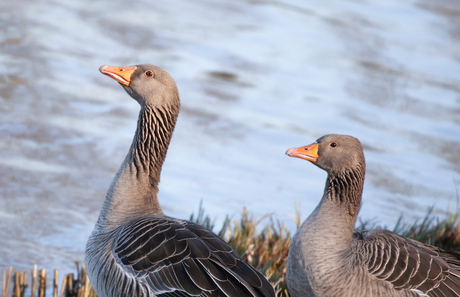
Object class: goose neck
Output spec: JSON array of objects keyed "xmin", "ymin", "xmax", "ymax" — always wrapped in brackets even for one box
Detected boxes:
[
  {"xmin": 324, "ymin": 166, "xmax": 365, "ymax": 220},
  {"xmin": 97, "ymin": 104, "xmax": 179, "ymax": 228},
  {"xmin": 129, "ymin": 105, "xmax": 178, "ymax": 183}
]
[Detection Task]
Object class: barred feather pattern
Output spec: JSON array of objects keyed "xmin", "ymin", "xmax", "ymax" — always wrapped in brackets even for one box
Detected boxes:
[
  {"xmin": 349, "ymin": 229, "xmax": 460, "ymax": 296},
  {"xmin": 86, "ymin": 216, "xmax": 275, "ymax": 297},
  {"xmin": 132, "ymin": 104, "xmax": 179, "ymax": 187},
  {"xmin": 325, "ymin": 165, "xmax": 365, "ymax": 217},
  {"xmin": 95, "ymin": 104, "xmax": 180, "ymax": 228}
]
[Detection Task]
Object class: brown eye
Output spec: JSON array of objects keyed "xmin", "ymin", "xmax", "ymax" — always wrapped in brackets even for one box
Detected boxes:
[
  {"xmin": 330, "ymin": 142, "xmax": 337, "ymax": 148},
  {"xmin": 145, "ymin": 70, "xmax": 154, "ymax": 77}
]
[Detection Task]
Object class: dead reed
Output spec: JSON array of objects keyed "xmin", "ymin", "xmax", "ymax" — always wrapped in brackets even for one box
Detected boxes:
[{"xmin": 1, "ymin": 261, "xmax": 95, "ymax": 297}]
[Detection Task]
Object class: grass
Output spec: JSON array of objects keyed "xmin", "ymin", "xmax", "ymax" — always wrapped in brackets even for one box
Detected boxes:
[
  {"xmin": 392, "ymin": 206, "xmax": 460, "ymax": 250},
  {"xmin": 216, "ymin": 208, "xmax": 292, "ymax": 296},
  {"xmin": 1, "ymin": 261, "xmax": 95, "ymax": 297},
  {"xmin": 2, "ymin": 203, "xmax": 459, "ymax": 297}
]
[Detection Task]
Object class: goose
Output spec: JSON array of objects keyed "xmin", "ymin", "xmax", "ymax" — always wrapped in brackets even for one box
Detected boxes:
[
  {"xmin": 285, "ymin": 134, "xmax": 460, "ymax": 297},
  {"xmin": 85, "ymin": 64, "xmax": 275, "ymax": 297}
]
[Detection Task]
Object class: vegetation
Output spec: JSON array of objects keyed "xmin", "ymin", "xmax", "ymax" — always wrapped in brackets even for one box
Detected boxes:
[
  {"xmin": 1, "ymin": 262, "xmax": 95, "ymax": 297},
  {"xmin": 2, "ymin": 203, "xmax": 459, "ymax": 297}
]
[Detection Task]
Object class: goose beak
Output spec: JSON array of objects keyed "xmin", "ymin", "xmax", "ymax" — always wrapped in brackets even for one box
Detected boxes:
[
  {"xmin": 100, "ymin": 65, "xmax": 137, "ymax": 86},
  {"xmin": 286, "ymin": 143, "xmax": 319, "ymax": 162}
]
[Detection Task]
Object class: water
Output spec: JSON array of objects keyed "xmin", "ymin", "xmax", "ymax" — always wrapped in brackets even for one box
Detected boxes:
[{"xmin": 1, "ymin": 0, "xmax": 459, "ymax": 279}]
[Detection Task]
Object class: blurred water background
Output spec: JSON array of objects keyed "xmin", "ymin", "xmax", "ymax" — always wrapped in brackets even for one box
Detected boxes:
[{"xmin": 1, "ymin": 0, "xmax": 459, "ymax": 276}]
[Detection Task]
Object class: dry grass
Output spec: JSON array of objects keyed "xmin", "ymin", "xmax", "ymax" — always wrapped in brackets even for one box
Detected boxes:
[
  {"xmin": 392, "ymin": 206, "xmax": 460, "ymax": 250},
  {"xmin": 217, "ymin": 208, "xmax": 292, "ymax": 296},
  {"xmin": 2, "ymin": 203, "xmax": 459, "ymax": 297},
  {"xmin": 1, "ymin": 261, "xmax": 95, "ymax": 297}
]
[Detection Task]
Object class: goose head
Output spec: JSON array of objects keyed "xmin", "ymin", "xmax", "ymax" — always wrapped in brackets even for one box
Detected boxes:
[
  {"xmin": 99, "ymin": 64, "xmax": 179, "ymax": 108},
  {"xmin": 286, "ymin": 134, "xmax": 365, "ymax": 175}
]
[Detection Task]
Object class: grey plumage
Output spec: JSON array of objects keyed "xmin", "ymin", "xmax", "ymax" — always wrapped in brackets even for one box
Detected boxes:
[
  {"xmin": 285, "ymin": 134, "xmax": 460, "ymax": 297},
  {"xmin": 86, "ymin": 64, "xmax": 275, "ymax": 297}
]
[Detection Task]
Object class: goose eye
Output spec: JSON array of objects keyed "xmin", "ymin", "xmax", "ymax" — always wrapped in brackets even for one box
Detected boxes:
[
  {"xmin": 329, "ymin": 142, "xmax": 337, "ymax": 148},
  {"xmin": 145, "ymin": 70, "xmax": 154, "ymax": 77}
]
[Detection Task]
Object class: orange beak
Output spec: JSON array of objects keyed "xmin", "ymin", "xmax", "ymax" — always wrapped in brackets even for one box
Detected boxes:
[
  {"xmin": 99, "ymin": 65, "xmax": 137, "ymax": 86},
  {"xmin": 286, "ymin": 143, "xmax": 319, "ymax": 162}
]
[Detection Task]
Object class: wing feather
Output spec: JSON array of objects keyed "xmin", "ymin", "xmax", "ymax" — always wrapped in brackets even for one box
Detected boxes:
[
  {"xmin": 352, "ymin": 229, "xmax": 460, "ymax": 296},
  {"xmin": 112, "ymin": 216, "xmax": 275, "ymax": 297},
  {"xmin": 182, "ymin": 258, "xmax": 217, "ymax": 291}
]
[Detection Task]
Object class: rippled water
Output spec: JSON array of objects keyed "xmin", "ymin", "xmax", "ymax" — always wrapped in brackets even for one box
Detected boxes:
[{"xmin": 1, "ymin": 0, "xmax": 459, "ymax": 279}]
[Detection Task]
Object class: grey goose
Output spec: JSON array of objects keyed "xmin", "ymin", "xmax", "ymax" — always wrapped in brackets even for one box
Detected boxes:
[
  {"xmin": 85, "ymin": 64, "xmax": 275, "ymax": 297},
  {"xmin": 285, "ymin": 134, "xmax": 460, "ymax": 297}
]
